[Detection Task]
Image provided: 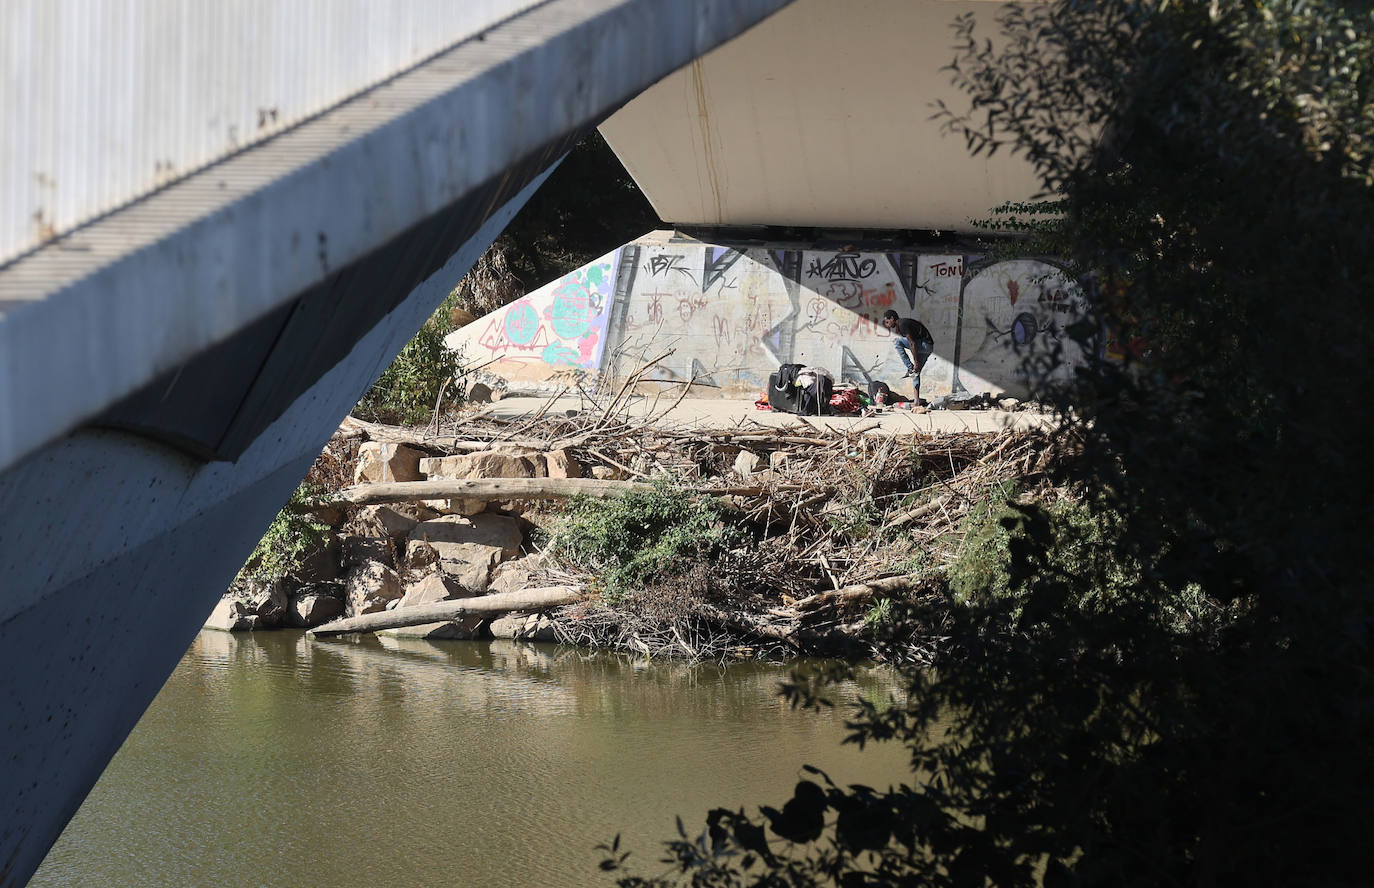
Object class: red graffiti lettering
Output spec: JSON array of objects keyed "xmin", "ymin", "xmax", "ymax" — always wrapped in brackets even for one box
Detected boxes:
[
  {"xmin": 645, "ymin": 292, "xmax": 665, "ymax": 323},
  {"xmin": 865, "ymin": 283, "xmax": 897, "ymax": 308}
]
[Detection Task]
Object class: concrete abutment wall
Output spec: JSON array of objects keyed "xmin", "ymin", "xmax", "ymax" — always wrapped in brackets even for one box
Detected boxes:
[{"xmin": 448, "ymin": 231, "xmax": 1089, "ymax": 400}]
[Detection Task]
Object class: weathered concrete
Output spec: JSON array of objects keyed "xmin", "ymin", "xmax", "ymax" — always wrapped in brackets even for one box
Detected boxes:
[
  {"xmin": 1, "ymin": 0, "xmax": 547, "ymax": 264},
  {"xmin": 446, "ymin": 230, "xmax": 1088, "ymax": 400},
  {"xmin": 0, "ymin": 2, "xmax": 795, "ymax": 881},
  {"xmin": 0, "ymin": 0, "xmax": 794, "ymax": 475},
  {"xmin": 600, "ymin": 0, "xmax": 1044, "ymax": 231}
]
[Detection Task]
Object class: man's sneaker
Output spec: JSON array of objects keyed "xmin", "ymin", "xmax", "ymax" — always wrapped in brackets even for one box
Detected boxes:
[{"xmin": 901, "ymin": 369, "xmax": 914, "ymax": 378}]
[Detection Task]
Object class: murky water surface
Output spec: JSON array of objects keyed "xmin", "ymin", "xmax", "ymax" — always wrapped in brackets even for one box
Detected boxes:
[{"xmin": 33, "ymin": 631, "xmax": 910, "ymax": 887}]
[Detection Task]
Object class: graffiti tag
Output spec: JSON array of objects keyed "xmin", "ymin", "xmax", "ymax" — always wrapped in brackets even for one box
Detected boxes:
[
  {"xmin": 807, "ymin": 253, "xmax": 878, "ymax": 282},
  {"xmin": 713, "ymin": 316, "xmax": 732, "ymax": 346},
  {"xmin": 647, "ymin": 253, "xmax": 688, "ymax": 277},
  {"xmin": 677, "ymin": 292, "xmax": 709, "ymax": 322},
  {"xmin": 824, "ymin": 280, "xmax": 897, "ymax": 310},
  {"xmin": 645, "ymin": 292, "xmax": 666, "ymax": 324},
  {"xmin": 1037, "ymin": 288, "xmax": 1075, "ymax": 315}
]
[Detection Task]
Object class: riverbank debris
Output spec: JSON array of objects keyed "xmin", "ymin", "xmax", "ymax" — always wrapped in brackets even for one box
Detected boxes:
[{"xmin": 224, "ymin": 393, "xmax": 1061, "ymax": 662}]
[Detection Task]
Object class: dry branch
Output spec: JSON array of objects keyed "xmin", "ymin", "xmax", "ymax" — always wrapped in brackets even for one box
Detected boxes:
[{"xmin": 320, "ymin": 477, "xmax": 810, "ymax": 507}]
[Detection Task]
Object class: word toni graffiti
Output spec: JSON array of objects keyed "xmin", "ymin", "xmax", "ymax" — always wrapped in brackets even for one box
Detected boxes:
[
  {"xmin": 928, "ymin": 259, "xmax": 963, "ymax": 278},
  {"xmin": 824, "ymin": 280, "xmax": 899, "ymax": 310}
]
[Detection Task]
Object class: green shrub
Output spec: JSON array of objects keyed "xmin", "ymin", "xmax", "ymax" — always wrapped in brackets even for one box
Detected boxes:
[
  {"xmin": 552, "ymin": 481, "xmax": 746, "ymax": 599},
  {"xmin": 949, "ymin": 487, "xmax": 1146, "ymax": 624},
  {"xmin": 236, "ymin": 484, "xmax": 332, "ymax": 587},
  {"xmin": 354, "ymin": 293, "xmax": 465, "ymax": 426},
  {"xmin": 946, "ymin": 481, "xmax": 1018, "ymax": 606}
]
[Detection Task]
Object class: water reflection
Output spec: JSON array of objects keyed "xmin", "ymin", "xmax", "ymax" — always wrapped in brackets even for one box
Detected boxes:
[{"xmin": 33, "ymin": 631, "xmax": 909, "ymax": 888}]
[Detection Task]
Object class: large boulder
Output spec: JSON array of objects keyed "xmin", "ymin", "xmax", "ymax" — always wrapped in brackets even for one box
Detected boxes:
[
  {"xmin": 344, "ymin": 561, "xmax": 404, "ymax": 616},
  {"xmin": 544, "ymin": 449, "xmax": 582, "ymax": 479},
  {"xmin": 408, "ymin": 514, "xmax": 523, "ymax": 564},
  {"xmin": 465, "ymin": 381, "xmax": 494, "ymax": 404},
  {"xmin": 354, "ymin": 442, "xmax": 425, "ymax": 483},
  {"xmin": 415, "ymin": 455, "xmax": 487, "ymax": 515},
  {"xmin": 289, "ymin": 588, "xmax": 345, "ymax": 628},
  {"xmin": 438, "ymin": 559, "xmax": 492, "ymax": 595},
  {"xmin": 420, "ymin": 451, "xmax": 541, "ymax": 480},
  {"xmin": 488, "ymin": 444, "xmax": 549, "ymax": 478},
  {"xmin": 204, "ymin": 597, "xmax": 259, "ymax": 632},
  {"xmin": 292, "ymin": 538, "xmax": 342, "ymax": 583},
  {"xmin": 358, "ymin": 505, "xmax": 419, "ymax": 539},
  {"xmin": 487, "ymin": 554, "xmax": 546, "ymax": 596},
  {"xmin": 426, "ymin": 449, "xmax": 550, "ymax": 514},
  {"xmin": 488, "ymin": 612, "xmax": 557, "ymax": 642},
  {"xmin": 244, "ymin": 580, "xmax": 290, "ymax": 628},
  {"xmin": 406, "ymin": 538, "xmax": 440, "ymax": 571},
  {"xmin": 404, "ymin": 539, "xmax": 491, "ymax": 593},
  {"xmin": 379, "ymin": 620, "xmax": 482, "ymax": 640},
  {"xmin": 378, "ymin": 570, "xmax": 484, "ymax": 639},
  {"xmin": 342, "ymin": 535, "xmax": 393, "ymax": 568},
  {"xmin": 395, "ymin": 571, "xmax": 462, "ymax": 609}
]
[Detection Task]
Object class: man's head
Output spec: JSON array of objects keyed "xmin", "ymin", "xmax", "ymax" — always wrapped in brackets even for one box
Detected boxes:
[{"xmin": 882, "ymin": 309, "xmax": 899, "ymax": 330}]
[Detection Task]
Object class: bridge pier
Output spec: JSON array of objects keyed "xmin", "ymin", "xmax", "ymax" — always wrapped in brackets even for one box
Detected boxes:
[{"xmin": 0, "ymin": 1, "xmax": 793, "ymax": 880}]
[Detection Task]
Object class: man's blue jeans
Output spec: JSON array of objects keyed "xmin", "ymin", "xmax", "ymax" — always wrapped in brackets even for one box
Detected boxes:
[{"xmin": 895, "ymin": 336, "xmax": 934, "ymax": 384}]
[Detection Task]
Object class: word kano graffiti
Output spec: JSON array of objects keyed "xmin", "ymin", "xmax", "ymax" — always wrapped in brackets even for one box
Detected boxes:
[
  {"xmin": 447, "ymin": 235, "xmax": 1088, "ymax": 399},
  {"xmin": 456, "ymin": 250, "xmax": 618, "ymax": 381}
]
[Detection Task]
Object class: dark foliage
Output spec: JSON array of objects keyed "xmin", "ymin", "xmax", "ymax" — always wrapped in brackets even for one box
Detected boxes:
[
  {"xmin": 602, "ymin": 1, "xmax": 1374, "ymax": 885},
  {"xmin": 455, "ymin": 130, "xmax": 661, "ymax": 314}
]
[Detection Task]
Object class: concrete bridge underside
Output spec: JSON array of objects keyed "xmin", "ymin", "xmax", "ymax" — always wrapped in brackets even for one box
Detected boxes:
[{"xmin": 0, "ymin": 1, "xmax": 791, "ymax": 883}]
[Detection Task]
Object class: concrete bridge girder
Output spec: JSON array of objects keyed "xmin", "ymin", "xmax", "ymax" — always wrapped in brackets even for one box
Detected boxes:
[
  {"xmin": 0, "ymin": 1, "xmax": 795, "ymax": 883},
  {"xmin": 599, "ymin": 0, "xmax": 1044, "ymax": 233}
]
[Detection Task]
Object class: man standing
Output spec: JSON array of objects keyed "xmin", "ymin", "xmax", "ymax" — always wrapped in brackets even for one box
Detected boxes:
[{"xmin": 881, "ymin": 309, "xmax": 934, "ymax": 400}]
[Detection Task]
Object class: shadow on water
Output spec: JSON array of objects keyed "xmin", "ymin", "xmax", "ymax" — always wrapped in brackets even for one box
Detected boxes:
[{"xmin": 33, "ymin": 631, "xmax": 910, "ymax": 888}]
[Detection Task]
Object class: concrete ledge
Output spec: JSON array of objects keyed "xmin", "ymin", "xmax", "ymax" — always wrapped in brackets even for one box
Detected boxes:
[
  {"xmin": 482, "ymin": 395, "xmax": 1058, "ymax": 435},
  {"xmin": 0, "ymin": 0, "xmax": 793, "ymax": 474}
]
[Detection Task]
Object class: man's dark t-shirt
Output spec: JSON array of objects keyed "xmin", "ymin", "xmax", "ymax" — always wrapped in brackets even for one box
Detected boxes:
[{"xmin": 895, "ymin": 317, "xmax": 933, "ymax": 346}]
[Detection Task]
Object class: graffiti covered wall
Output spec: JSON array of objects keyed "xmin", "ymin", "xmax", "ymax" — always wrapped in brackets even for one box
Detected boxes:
[
  {"xmin": 449, "ymin": 232, "xmax": 1086, "ymax": 399},
  {"xmin": 445, "ymin": 249, "xmax": 620, "ymax": 383}
]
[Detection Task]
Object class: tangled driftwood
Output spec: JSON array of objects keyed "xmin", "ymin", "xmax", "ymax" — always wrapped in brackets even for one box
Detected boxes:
[{"xmin": 314, "ymin": 388, "xmax": 1060, "ymax": 663}]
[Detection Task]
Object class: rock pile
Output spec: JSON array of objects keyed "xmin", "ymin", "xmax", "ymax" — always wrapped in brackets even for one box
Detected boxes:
[{"xmin": 207, "ymin": 436, "xmax": 580, "ymax": 638}]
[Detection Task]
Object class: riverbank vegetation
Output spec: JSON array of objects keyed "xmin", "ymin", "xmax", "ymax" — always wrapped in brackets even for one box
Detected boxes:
[
  {"xmin": 265, "ymin": 404, "xmax": 1060, "ymax": 661},
  {"xmin": 599, "ymin": 0, "xmax": 1374, "ymax": 885}
]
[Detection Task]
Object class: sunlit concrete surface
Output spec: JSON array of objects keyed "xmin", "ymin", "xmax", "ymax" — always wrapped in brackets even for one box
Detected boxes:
[
  {"xmin": 0, "ymin": 1, "xmax": 793, "ymax": 883},
  {"xmin": 479, "ymin": 395, "xmax": 1057, "ymax": 434},
  {"xmin": 601, "ymin": 0, "xmax": 1044, "ymax": 231}
]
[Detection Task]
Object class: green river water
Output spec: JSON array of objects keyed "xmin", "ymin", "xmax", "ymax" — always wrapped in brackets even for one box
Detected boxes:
[{"xmin": 31, "ymin": 630, "xmax": 911, "ymax": 887}]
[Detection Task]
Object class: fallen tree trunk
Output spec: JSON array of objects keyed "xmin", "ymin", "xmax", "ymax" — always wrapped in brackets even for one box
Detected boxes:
[
  {"xmin": 317, "ymin": 477, "xmax": 808, "ymax": 507},
  {"xmin": 792, "ymin": 576, "xmax": 916, "ymax": 612},
  {"xmin": 309, "ymin": 586, "xmax": 583, "ymax": 637}
]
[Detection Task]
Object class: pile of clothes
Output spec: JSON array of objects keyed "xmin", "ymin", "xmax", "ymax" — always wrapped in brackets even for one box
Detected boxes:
[{"xmin": 758, "ymin": 364, "xmax": 912, "ymax": 416}]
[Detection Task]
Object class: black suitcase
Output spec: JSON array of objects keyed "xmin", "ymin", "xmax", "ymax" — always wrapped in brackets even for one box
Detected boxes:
[{"xmin": 768, "ymin": 372, "xmax": 802, "ymax": 413}]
